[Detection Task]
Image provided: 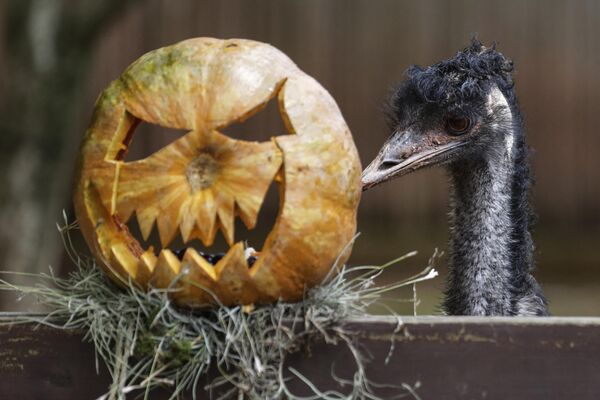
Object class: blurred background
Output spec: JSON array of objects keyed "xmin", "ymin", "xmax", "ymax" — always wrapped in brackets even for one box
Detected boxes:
[{"xmin": 0, "ymin": 0, "xmax": 598, "ymax": 315}]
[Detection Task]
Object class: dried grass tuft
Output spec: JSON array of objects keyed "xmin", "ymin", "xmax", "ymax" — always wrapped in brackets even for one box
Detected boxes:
[{"xmin": 0, "ymin": 213, "xmax": 438, "ymax": 400}]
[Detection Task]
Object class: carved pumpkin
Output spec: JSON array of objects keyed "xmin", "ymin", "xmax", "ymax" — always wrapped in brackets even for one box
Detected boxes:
[{"xmin": 73, "ymin": 38, "xmax": 361, "ymax": 306}]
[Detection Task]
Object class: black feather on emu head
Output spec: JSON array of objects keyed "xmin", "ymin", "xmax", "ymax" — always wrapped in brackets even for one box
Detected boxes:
[
  {"xmin": 397, "ymin": 39, "xmax": 514, "ymax": 115},
  {"xmin": 363, "ymin": 39, "xmax": 521, "ymax": 190}
]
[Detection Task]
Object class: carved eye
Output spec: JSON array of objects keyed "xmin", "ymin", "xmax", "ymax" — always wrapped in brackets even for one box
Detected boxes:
[{"xmin": 446, "ymin": 117, "xmax": 471, "ymax": 135}]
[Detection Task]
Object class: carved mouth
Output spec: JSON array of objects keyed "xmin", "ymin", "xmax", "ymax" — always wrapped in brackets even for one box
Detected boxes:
[
  {"xmin": 86, "ymin": 119, "xmax": 283, "ymax": 298},
  {"xmin": 112, "ymin": 128, "xmax": 282, "ymax": 249}
]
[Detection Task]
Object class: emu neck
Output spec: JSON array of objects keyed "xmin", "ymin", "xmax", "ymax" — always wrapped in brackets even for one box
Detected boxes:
[
  {"xmin": 443, "ymin": 86, "xmax": 537, "ymax": 315},
  {"xmin": 445, "ymin": 146, "xmax": 518, "ymax": 315},
  {"xmin": 443, "ymin": 90, "xmax": 547, "ymax": 316}
]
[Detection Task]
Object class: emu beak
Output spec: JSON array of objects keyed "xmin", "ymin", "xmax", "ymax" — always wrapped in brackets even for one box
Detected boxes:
[{"xmin": 362, "ymin": 130, "xmax": 466, "ymax": 191}]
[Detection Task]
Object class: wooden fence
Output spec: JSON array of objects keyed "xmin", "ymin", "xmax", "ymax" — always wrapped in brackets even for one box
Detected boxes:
[{"xmin": 1, "ymin": 314, "xmax": 599, "ymax": 399}]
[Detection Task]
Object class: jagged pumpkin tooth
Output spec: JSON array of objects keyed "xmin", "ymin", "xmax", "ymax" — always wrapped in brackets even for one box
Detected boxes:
[
  {"xmin": 171, "ymin": 249, "xmax": 219, "ymax": 306},
  {"xmin": 110, "ymin": 243, "xmax": 141, "ymax": 283},
  {"xmin": 151, "ymin": 184, "xmax": 188, "ymax": 247},
  {"xmin": 117, "ymin": 162, "xmax": 184, "ymax": 220},
  {"xmin": 220, "ymin": 139, "xmax": 282, "ymax": 229},
  {"xmin": 182, "ymin": 248, "xmax": 217, "ymax": 281},
  {"xmin": 214, "ymin": 242, "xmax": 246, "ymax": 275},
  {"xmin": 151, "ymin": 249, "xmax": 182, "ymax": 289},
  {"xmin": 115, "ymin": 201, "xmax": 136, "ymax": 225},
  {"xmin": 136, "ymin": 207, "xmax": 157, "ymax": 241},
  {"xmin": 178, "ymin": 198, "xmax": 196, "ymax": 244},
  {"xmin": 235, "ymin": 197, "xmax": 262, "ymax": 230},
  {"xmin": 215, "ymin": 192, "xmax": 235, "ymax": 245},
  {"xmin": 214, "ymin": 242, "xmax": 258, "ymax": 304},
  {"xmin": 157, "ymin": 208, "xmax": 181, "ymax": 248},
  {"xmin": 194, "ymin": 191, "xmax": 217, "ymax": 246},
  {"xmin": 138, "ymin": 248, "xmax": 157, "ymax": 278}
]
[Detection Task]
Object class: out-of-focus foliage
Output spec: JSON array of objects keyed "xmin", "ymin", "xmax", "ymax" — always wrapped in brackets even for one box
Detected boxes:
[{"xmin": 0, "ymin": 0, "xmax": 140, "ymax": 282}]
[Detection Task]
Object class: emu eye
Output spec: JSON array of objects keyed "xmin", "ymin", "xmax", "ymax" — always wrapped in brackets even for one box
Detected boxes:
[{"xmin": 446, "ymin": 117, "xmax": 471, "ymax": 135}]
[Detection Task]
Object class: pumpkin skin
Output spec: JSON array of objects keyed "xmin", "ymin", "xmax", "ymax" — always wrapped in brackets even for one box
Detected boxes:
[{"xmin": 73, "ymin": 38, "xmax": 361, "ymax": 306}]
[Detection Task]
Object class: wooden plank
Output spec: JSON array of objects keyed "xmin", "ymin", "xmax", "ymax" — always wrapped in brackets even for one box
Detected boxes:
[
  {"xmin": 0, "ymin": 320, "xmax": 110, "ymax": 399},
  {"xmin": 0, "ymin": 314, "xmax": 599, "ymax": 399}
]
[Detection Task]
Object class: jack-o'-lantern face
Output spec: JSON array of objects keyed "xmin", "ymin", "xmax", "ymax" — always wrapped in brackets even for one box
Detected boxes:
[{"xmin": 73, "ymin": 38, "xmax": 361, "ymax": 306}]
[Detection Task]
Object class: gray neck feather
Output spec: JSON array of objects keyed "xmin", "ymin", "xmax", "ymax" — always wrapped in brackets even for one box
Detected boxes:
[
  {"xmin": 446, "ymin": 145, "xmax": 515, "ymax": 315},
  {"xmin": 443, "ymin": 87, "xmax": 548, "ymax": 316}
]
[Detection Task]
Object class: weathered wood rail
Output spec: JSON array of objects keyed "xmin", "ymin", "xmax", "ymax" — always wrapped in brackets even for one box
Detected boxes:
[{"xmin": 1, "ymin": 314, "xmax": 599, "ymax": 399}]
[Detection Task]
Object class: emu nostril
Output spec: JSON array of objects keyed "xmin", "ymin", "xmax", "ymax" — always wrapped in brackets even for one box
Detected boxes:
[{"xmin": 380, "ymin": 159, "xmax": 400, "ymax": 170}]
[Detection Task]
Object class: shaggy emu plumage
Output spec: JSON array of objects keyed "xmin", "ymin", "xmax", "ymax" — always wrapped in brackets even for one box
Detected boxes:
[{"xmin": 362, "ymin": 40, "xmax": 549, "ymax": 316}]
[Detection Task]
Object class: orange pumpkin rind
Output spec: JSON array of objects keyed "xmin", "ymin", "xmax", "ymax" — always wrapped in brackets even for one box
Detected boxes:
[{"xmin": 73, "ymin": 38, "xmax": 361, "ymax": 306}]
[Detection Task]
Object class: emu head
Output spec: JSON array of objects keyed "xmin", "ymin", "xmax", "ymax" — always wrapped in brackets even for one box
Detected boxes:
[{"xmin": 362, "ymin": 40, "xmax": 518, "ymax": 190}]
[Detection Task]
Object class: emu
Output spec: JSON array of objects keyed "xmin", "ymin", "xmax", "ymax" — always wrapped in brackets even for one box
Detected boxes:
[{"xmin": 362, "ymin": 40, "xmax": 548, "ymax": 316}]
